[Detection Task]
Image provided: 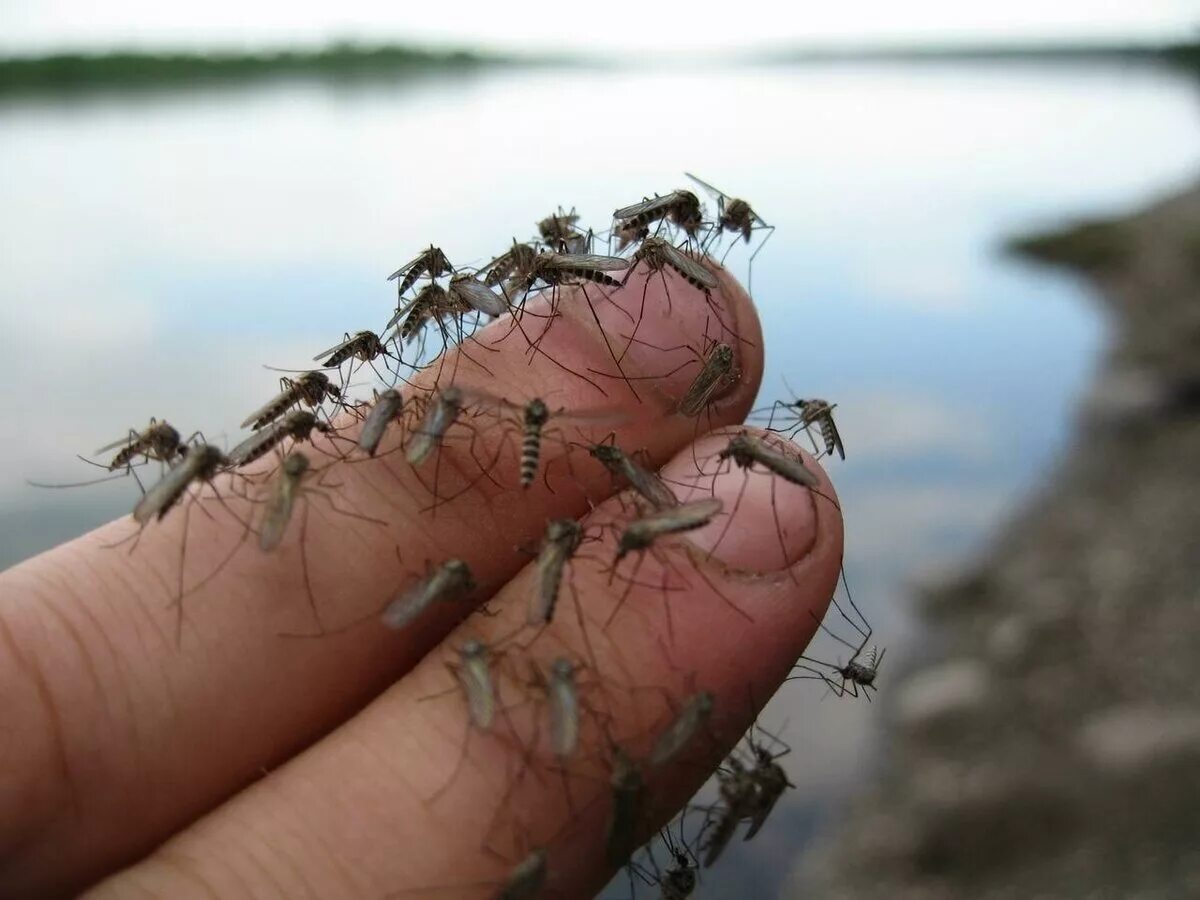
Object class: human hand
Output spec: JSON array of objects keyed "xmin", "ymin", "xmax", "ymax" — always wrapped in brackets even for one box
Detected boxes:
[{"xmin": 0, "ymin": 263, "xmax": 843, "ymax": 898}]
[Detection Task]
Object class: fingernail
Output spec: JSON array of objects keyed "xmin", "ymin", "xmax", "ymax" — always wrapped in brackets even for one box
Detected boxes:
[
  {"xmin": 657, "ymin": 429, "xmax": 821, "ymax": 573},
  {"xmin": 572, "ymin": 261, "xmax": 748, "ymax": 405}
]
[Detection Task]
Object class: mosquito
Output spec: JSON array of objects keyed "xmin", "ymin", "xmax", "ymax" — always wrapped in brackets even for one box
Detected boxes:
[
  {"xmin": 474, "ymin": 393, "xmax": 622, "ymax": 491},
  {"xmin": 447, "ymin": 271, "xmax": 509, "ymax": 319},
  {"xmin": 625, "ymin": 237, "xmax": 718, "ymax": 296},
  {"xmin": 387, "ymin": 282, "xmax": 495, "ymax": 382},
  {"xmin": 699, "ymin": 755, "xmax": 758, "ymax": 867},
  {"xmin": 684, "ymin": 172, "xmax": 774, "ymax": 290},
  {"xmin": 421, "ymin": 638, "xmax": 505, "ymax": 804},
  {"xmin": 615, "ymin": 498, "xmax": 723, "ymax": 562},
  {"xmin": 387, "ymin": 244, "xmax": 453, "ymax": 298},
  {"xmin": 241, "ymin": 371, "xmax": 341, "ymax": 431},
  {"xmin": 770, "ymin": 397, "xmax": 845, "ymax": 461},
  {"xmin": 607, "ymin": 497, "xmax": 748, "ymax": 636},
  {"xmin": 537, "ymin": 207, "xmax": 592, "ymax": 254},
  {"xmin": 505, "ymin": 251, "xmax": 638, "ymax": 396},
  {"xmin": 122, "ymin": 443, "xmax": 248, "ymax": 644},
  {"xmin": 97, "ymin": 418, "xmax": 189, "ymax": 471},
  {"xmin": 381, "ymin": 558, "xmax": 475, "ymax": 631},
  {"xmin": 482, "ymin": 239, "xmax": 540, "ymax": 289},
  {"xmin": 793, "ymin": 645, "xmax": 886, "ymax": 701},
  {"xmin": 587, "ymin": 437, "xmax": 678, "ymax": 511},
  {"xmin": 357, "ymin": 388, "xmax": 405, "ymax": 456},
  {"xmin": 677, "ymin": 342, "xmax": 737, "ymax": 418},
  {"xmin": 631, "ymin": 825, "xmax": 698, "ymax": 900},
  {"xmin": 312, "ymin": 329, "xmax": 387, "ymax": 368},
  {"xmin": 741, "ymin": 725, "xmax": 794, "ymax": 842},
  {"xmin": 227, "ymin": 409, "xmax": 335, "ymax": 467},
  {"xmin": 618, "ymin": 237, "xmax": 721, "ymax": 362},
  {"xmin": 29, "ymin": 418, "xmax": 199, "ymax": 494},
  {"xmin": 649, "ymin": 690, "xmax": 715, "ymax": 767},
  {"xmin": 527, "ymin": 519, "xmax": 584, "ymax": 627},
  {"xmin": 132, "ymin": 443, "xmax": 228, "ymax": 525},
  {"xmin": 386, "ymin": 283, "xmax": 461, "ymax": 340},
  {"xmin": 406, "ymin": 386, "xmax": 468, "ymax": 467},
  {"xmin": 401, "ymin": 386, "xmax": 505, "ymax": 512},
  {"xmin": 702, "ymin": 432, "xmax": 823, "ymax": 580},
  {"xmin": 612, "ymin": 190, "xmax": 705, "ymax": 250},
  {"xmin": 248, "ymin": 451, "xmax": 387, "ymax": 633},
  {"xmin": 717, "ymin": 432, "xmax": 818, "ymax": 489},
  {"xmin": 606, "ymin": 745, "xmax": 646, "ymax": 867},
  {"xmin": 310, "ymin": 328, "xmax": 402, "ymax": 388}
]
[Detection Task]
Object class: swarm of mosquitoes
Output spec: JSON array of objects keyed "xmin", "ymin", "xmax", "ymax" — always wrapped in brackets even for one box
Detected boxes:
[{"xmin": 36, "ymin": 173, "xmax": 884, "ymax": 899}]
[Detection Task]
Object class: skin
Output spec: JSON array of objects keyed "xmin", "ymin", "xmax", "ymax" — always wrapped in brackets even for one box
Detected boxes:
[{"xmin": 0, "ymin": 262, "xmax": 844, "ymax": 898}]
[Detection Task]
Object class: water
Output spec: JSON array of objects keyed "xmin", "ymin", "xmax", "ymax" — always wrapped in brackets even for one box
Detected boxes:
[{"xmin": 2, "ymin": 60, "xmax": 1198, "ymax": 897}]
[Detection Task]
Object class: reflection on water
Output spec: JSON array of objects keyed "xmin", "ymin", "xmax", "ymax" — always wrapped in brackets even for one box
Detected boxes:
[{"xmin": 2, "ymin": 61, "xmax": 1198, "ymax": 897}]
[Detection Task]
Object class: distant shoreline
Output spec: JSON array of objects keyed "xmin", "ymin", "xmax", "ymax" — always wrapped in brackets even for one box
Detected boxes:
[
  {"xmin": 0, "ymin": 43, "xmax": 539, "ymax": 94},
  {"xmin": 0, "ymin": 39, "xmax": 1195, "ymax": 95}
]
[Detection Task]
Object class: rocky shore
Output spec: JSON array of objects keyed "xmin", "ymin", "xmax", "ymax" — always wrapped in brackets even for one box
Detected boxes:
[{"xmin": 792, "ymin": 182, "xmax": 1200, "ymax": 898}]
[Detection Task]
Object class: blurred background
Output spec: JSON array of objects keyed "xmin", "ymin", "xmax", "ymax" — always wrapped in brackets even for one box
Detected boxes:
[{"xmin": 2, "ymin": 3, "xmax": 1198, "ymax": 897}]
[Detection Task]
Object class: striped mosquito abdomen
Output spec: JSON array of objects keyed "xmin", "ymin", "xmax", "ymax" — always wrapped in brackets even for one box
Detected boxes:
[
  {"xmin": 564, "ymin": 267, "xmax": 621, "ymax": 287},
  {"xmin": 520, "ymin": 399, "xmax": 551, "ymax": 487},
  {"xmin": 844, "ymin": 646, "xmax": 883, "ymax": 688},
  {"xmin": 388, "ymin": 245, "xmax": 452, "ymax": 298},
  {"xmin": 105, "ymin": 419, "xmax": 183, "ymax": 470},
  {"xmin": 228, "ymin": 409, "xmax": 331, "ymax": 467}
]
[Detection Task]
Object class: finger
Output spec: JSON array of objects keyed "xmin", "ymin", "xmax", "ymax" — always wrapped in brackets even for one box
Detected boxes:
[
  {"xmin": 0, "ymin": 263, "xmax": 764, "ymax": 895},
  {"xmin": 87, "ymin": 429, "xmax": 842, "ymax": 899}
]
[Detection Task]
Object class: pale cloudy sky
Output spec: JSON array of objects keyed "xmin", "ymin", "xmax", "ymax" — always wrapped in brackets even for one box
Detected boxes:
[{"xmin": 1, "ymin": 0, "xmax": 1197, "ymax": 55}]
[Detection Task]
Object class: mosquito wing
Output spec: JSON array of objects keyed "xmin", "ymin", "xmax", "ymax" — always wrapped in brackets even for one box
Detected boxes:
[
  {"xmin": 659, "ymin": 241, "xmax": 718, "ymax": 288},
  {"xmin": 226, "ymin": 420, "xmax": 287, "ymax": 467},
  {"xmin": 826, "ymin": 414, "xmax": 846, "ymax": 460},
  {"xmin": 385, "ymin": 249, "xmax": 431, "ymax": 282},
  {"xmin": 239, "ymin": 388, "xmax": 291, "ymax": 430},
  {"xmin": 94, "ymin": 433, "xmax": 140, "ymax": 455},
  {"xmin": 544, "ymin": 252, "xmax": 630, "ymax": 272},
  {"xmin": 358, "ymin": 389, "xmax": 403, "ymax": 457},
  {"xmin": 259, "ymin": 473, "xmax": 299, "ymax": 551},
  {"xmin": 626, "ymin": 462, "xmax": 678, "ymax": 511},
  {"xmin": 635, "ymin": 497, "xmax": 723, "ymax": 532},
  {"xmin": 614, "ymin": 192, "xmax": 682, "ymax": 221},
  {"xmin": 311, "ymin": 334, "xmax": 359, "ymax": 363},
  {"xmin": 684, "ymin": 172, "xmax": 728, "ymax": 200},
  {"xmin": 132, "ymin": 450, "xmax": 207, "ymax": 524},
  {"xmin": 450, "ymin": 276, "xmax": 508, "ymax": 317}
]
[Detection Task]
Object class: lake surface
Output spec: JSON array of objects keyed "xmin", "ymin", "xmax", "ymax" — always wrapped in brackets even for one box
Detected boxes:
[{"xmin": 2, "ymin": 60, "xmax": 1198, "ymax": 898}]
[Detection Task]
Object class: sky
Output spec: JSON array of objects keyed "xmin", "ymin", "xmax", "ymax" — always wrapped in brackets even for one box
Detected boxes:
[{"xmin": 1, "ymin": 0, "xmax": 1198, "ymax": 56}]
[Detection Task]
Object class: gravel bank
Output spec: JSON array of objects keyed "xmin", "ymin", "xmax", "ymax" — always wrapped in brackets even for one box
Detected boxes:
[{"xmin": 793, "ymin": 182, "xmax": 1200, "ymax": 899}]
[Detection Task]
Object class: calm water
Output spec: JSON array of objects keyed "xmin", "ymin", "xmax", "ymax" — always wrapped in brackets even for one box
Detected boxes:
[{"xmin": 2, "ymin": 61, "xmax": 1199, "ymax": 898}]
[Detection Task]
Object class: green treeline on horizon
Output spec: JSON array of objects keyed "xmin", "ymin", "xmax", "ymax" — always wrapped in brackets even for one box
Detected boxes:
[
  {"xmin": 0, "ymin": 43, "xmax": 518, "ymax": 93},
  {"xmin": 0, "ymin": 39, "xmax": 1197, "ymax": 94}
]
